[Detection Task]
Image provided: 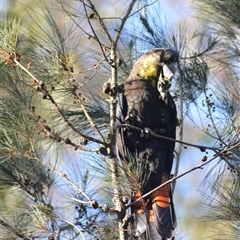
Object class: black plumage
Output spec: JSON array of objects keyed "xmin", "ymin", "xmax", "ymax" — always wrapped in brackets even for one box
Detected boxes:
[{"xmin": 116, "ymin": 48, "xmax": 179, "ymax": 239}]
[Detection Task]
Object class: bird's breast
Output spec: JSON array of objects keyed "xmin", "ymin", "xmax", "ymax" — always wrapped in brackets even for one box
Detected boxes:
[{"xmin": 124, "ymin": 80, "xmax": 172, "ymax": 130}]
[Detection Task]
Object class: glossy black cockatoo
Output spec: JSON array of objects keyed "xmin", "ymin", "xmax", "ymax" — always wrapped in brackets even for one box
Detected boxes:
[{"xmin": 116, "ymin": 48, "xmax": 179, "ymax": 239}]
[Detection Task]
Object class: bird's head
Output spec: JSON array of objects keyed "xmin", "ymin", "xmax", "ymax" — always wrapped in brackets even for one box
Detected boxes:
[{"xmin": 129, "ymin": 48, "xmax": 179, "ymax": 100}]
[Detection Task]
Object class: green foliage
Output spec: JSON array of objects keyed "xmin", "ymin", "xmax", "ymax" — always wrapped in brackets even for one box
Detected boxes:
[
  {"xmin": 192, "ymin": 0, "xmax": 240, "ymax": 238},
  {"xmin": 1, "ymin": 0, "xmax": 240, "ymax": 239},
  {"xmin": 199, "ymin": 0, "xmax": 240, "ymax": 28},
  {"xmin": 0, "ymin": 18, "xmax": 21, "ymax": 55},
  {"xmin": 0, "ymin": 2, "xmax": 112, "ymax": 238}
]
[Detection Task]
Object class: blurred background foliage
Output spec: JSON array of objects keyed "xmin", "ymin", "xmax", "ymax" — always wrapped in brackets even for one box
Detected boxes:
[{"xmin": 0, "ymin": 0, "xmax": 240, "ymax": 239}]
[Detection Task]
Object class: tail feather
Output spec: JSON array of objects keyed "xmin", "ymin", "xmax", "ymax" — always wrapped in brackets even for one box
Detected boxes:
[
  {"xmin": 133, "ymin": 175, "xmax": 176, "ymax": 239},
  {"xmin": 153, "ymin": 202, "xmax": 176, "ymax": 238},
  {"xmin": 152, "ymin": 175, "xmax": 176, "ymax": 238}
]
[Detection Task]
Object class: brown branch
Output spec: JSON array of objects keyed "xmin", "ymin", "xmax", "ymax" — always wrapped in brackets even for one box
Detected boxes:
[
  {"xmin": 113, "ymin": 0, "xmax": 137, "ymax": 46},
  {"xmin": 187, "ymin": 112, "xmax": 227, "ymax": 145},
  {"xmin": 77, "ymin": 57, "xmax": 110, "ymax": 88},
  {"xmin": 43, "ymin": 92, "xmax": 107, "ymax": 145},
  {"xmin": 71, "ymin": 197, "xmax": 118, "ymax": 213},
  {"xmin": 56, "ymin": 217, "xmax": 87, "ymax": 240},
  {"xmin": 218, "ymin": 130, "xmax": 240, "ymax": 173},
  {"xmin": 83, "ymin": 0, "xmax": 111, "ymax": 62},
  {"xmin": 0, "ymin": 219, "xmax": 30, "ymax": 240},
  {"xmin": 38, "ymin": 121, "xmax": 100, "ymax": 152},
  {"xmin": 44, "ymin": 92, "xmax": 106, "ymax": 145},
  {"xmin": 13, "ymin": 58, "xmax": 39, "ymax": 82},
  {"xmin": 84, "ymin": 0, "xmax": 112, "ymax": 43},
  {"xmin": 107, "ymin": 1, "xmax": 138, "ymax": 239},
  {"xmin": 128, "ymin": 0, "xmax": 158, "ymax": 18},
  {"xmin": 75, "ymin": 96, "xmax": 106, "ymax": 143},
  {"xmin": 13, "ymin": 58, "xmax": 107, "ymax": 146},
  {"xmin": 117, "ymin": 123, "xmax": 217, "ymax": 151},
  {"xmin": 180, "ymin": 46, "xmax": 213, "ymax": 60},
  {"xmin": 79, "ymin": 68, "xmax": 99, "ymax": 87},
  {"xmin": 28, "ymin": 145, "xmax": 93, "ymax": 202},
  {"xmin": 29, "ymin": 138, "xmax": 112, "ymax": 213},
  {"xmin": 117, "ymin": 124, "xmax": 240, "ymax": 173},
  {"xmin": 57, "ymin": 0, "xmax": 111, "ymax": 54},
  {"xmin": 77, "ymin": 57, "xmax": 107, "ymax": 75}
]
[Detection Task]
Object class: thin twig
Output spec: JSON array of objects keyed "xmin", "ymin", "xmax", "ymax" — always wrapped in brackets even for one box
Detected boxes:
[
  {"xmin": 128, "ymin": 0, "xmax": 158, "ymax": 18},
  {"xmin": 38, "ymin": 121, "xmax": 100, "ymax": 152},
  {"xmin": 77, "ymin": 56, "xmax": 110, "ymax": 88},
  {"xmin": 218, "ymin": 129, "xmax": 240, "ymax": 173},
  {"xmin": 52, "ymin": 219, "xmax": 61, "ymax": 240},
  {"xmin": 117, "ymin": 123, "xmax": 217, "ymax": 151},
  {"xmin": 83, "ymin": 0, "xmax": 111, "ymax": 62},
  {"xmin": 187, "ymin": 110, "xmax": 228, "ymax": 146},
  {"xmin": 57, "ymin": 217, "xmax": 87, "ymax": 240},
  {"xmin": 28, "ymin": 138, "xmax": 93, "ymax": 202},
  {"xmin": 14, "ymin": 58, "xmax": 38, "ymax": 81},
  {"xmin": 45, "ymin": 93, "xmax": 107, "ymax": 145},
  {"xmin": 118, "ymin": 124, "xmax": 240, "ymax": 173},
  {"xmin": 84, "ymin": 0, "xmax": 112, "ymax": 43},
  {"xmin": 46, "ymin": 162, "xmax": 92, "ymax": 202},
  {"xmin": 0, "ymin": 219, "xmax": 30, "ymax": 240},
  {"xmin": 13, "ymin": 58, "xmax": 107, "ymax": 146},
  {"xmin": 71, "ymin": 197, "xmax": 117, "ymax": 213},
  {"xmin": 76, "ymin": 97, "xmax": 106, "ymax": 143},
  {"xmin": 180, "ymin": 46, "xmax": 213, "ymax": 60},
  {"xmin": 57, "ymin": 0, "xmax": 111, "ymax": 54},
  {"xmin": 203, "ymin": 88, "xmax": 224, "ymax": 143},
  {"xmin": 71, "ymin": 198, "xmax": 91, "ymax": 205},
  {"xmin": 77, "ymin": 57, "xmax": 107, "ymax": 75},
  {"xmin": 113, "ymin": 0, "xmax": 137, "ymax": 46},
  {"xmin": 78, "ymin": 68, "xmax": 99, "ymax": 87},
  {"xmin": 126, "ymin": 140, "xmax": 240, "ymax": 208}
]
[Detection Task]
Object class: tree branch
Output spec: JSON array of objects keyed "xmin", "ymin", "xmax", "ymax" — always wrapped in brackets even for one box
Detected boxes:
[
  {"xmin": 127, "ymin": 140, "xmax": 240, "ymax": 208},
  {"xmin": 28, "ymin": 137, "xmax": 94, "ymax": 203},
  {"xmin": 43, "ymin": 92, "xmax": 107, "ymax": 145},
  {"xmin": 128, "ymin": 0, "xmax": 158, "ymax": 18},
  {"xmin": 0, "ymin": 219, "xmax": 30, "ymax": 240},
  {"xmin": 84, "ymin": 0, "xmax": 112, "ymax": 43},
  {"xmin": 37, "ymin": 120, "xmax": 100, "ymax": 152},
  {"xmin": 108, "ymin": 1, "xmax": 138, "ymax": 239},
  {"xmin": 83, "ymin": 0, "xmax": 112, "ymax": 61},
  {"xmin": 113, "ymin": 0, "xmax": 137, "ymax": 46},
  {"xmin": 74, "ymin": 93, "xmax": 106, "ymax": 143},
  {"xmin": 13, "ymin": 58, "xmax": 107, "ymax": 146},
  {"xmin": 117, "ymin": 123, "xmax": 217, "ymax": 151}
]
